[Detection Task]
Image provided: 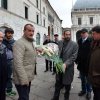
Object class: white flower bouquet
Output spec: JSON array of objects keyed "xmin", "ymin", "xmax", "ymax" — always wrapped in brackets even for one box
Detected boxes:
[{"xmin": 37, "ymin": 43, "xmax": 64, "ymax": 73}]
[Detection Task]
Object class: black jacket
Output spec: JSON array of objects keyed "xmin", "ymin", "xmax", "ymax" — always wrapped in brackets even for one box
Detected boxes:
[
  {"xmin": 43, "ymin": 39, "xmax": 55, "ymax": 45},
  {"xmin": 76, "ymin": 37, "xmax": 92, "ymax": 75},
  {"xmin": 0, "ymin": 44, "xmax": 8, "ymax": 97}
]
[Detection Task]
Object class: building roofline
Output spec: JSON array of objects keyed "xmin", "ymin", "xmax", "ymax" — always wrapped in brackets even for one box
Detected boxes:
[{"xmin": 46, "ymin": 0, "xmax": 62, "ymax": 22}]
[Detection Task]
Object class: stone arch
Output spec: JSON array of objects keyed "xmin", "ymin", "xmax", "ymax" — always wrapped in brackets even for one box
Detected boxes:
[{"xmin": 0, "ymin": 24, "xmax": 12, "ymax": 33}]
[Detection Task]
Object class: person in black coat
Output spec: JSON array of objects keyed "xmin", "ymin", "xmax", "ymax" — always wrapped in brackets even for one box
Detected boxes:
[
  {"xmin": 76, "ymin": 28, "xmax": 92, "ymax": 100},
  {"xmin": 43, "ymin": 35, "xmax": 53, "ymax": 72},
  {"xmin": 0, "ymin": 31, "xmax": 8, "ymax": 100},
  {"xmin": 52, "ymin": 34, "xmax": 59, "ymax": 75}
]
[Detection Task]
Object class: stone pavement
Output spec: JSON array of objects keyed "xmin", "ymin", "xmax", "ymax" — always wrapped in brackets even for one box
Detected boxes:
[{"xmin": 6, "ymin": 57, "xmax": 93, "ymax": 100}]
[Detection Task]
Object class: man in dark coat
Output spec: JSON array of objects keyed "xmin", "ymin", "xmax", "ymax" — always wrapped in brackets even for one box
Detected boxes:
[
  {"xmin": 52, "ymin": 34, "xmax": 59, "ymax": 75},
  {"xmin": 54, "ymin": 34, "xmax": 59, "ymax": 44},
  {"xmin": 76, "ymin": 28, "xmax": 92, "ymax": 100},
  {"xmin": 43, "ymin": 35, "xmax": 53, "ymax": 72},
  {"xmin": 0, "ymin": 31, "xmax": 8, "ymax": 100},
  {"xmin": 51, "ymin": 30, "xmax": 78, "ymax": 100},
  {"xmin": 88, "ymin": 25, "xmax": 100, "ymax": 100},
  {"xmin": 3, "ymin": 28, "xmax": 16, "ymax": 96}
]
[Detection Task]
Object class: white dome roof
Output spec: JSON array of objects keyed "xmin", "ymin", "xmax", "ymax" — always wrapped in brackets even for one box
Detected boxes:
[{"xmin": 73, "ymin": 0, "xmax": 100, "ymax": 9}]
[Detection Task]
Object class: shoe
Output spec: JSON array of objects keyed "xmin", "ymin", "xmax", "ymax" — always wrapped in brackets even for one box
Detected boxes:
[
  {"xmin": 50, "ymin": 70, "xmax": 52, "ymax": 72},
  {"xmin": 64, "ymin": 98, "xmax": 69, "ymax": 100},
  {"xmin": 51, "ymin": 96, "xmax": 59, "ymax": 100},
  {"xmin": 6, "ymin": 91, "xmax": 16, "ymax": 96},
  {"xmin": 77, "ymin": 76, "xmax": 80, "ymax": 79},
  {"xmin": 51, "ymin": 98, "xmax": 58, "ymax": 100},
  {"xmin": 52, "ymin": 72, "xmax": 56, "ymax": 75},
  {"xmin": 86, "ymin": 92, "xmax": 91, "ymax": 100},
  {"xmin": 44, "ymin": 70, "xmax": 48, "ymax": 72},
  {"xmin": 78, "ymin": 91, "xmax": 86, "ymax": 96}
]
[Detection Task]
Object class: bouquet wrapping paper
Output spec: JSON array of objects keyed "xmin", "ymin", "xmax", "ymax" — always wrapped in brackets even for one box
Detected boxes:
[{"xmin": 37, "ymin": 43, "xmax": 64, "ymax": 73}]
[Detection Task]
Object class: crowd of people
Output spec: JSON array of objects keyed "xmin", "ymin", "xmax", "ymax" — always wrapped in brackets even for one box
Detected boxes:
[{"xmin": 0, "ymin": 23, "xmax": 100, "ymax": 100}]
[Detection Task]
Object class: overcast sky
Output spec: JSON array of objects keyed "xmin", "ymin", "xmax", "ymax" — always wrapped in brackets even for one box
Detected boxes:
[{"xmin": 48, "ymin": 0, "xmax": 77, "ymax": 28}]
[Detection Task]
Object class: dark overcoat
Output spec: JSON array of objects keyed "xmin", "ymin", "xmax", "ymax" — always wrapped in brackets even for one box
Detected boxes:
[
  {"xmin": 0, "ymin": 44, "xmax": 7, "ymax": 100},
  {"xmin": 76, "ymin": 37, "xmax": 92, "ymax": 75},
  {"xmin": 58, "ymin": 40, "xmax": 78, "ymax": 85}
]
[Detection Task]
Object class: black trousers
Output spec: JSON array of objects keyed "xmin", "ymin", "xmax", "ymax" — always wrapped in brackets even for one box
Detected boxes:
[
  {"xmin": 15, "ymin": 82, "xmax": 31, "ymax": 100},
  {"xmin": 53, "ymin": 62, "xmax": 56, "ymax": 73},
  {"xmin": 6, "ymin": 60, "xmax": 13, "ymax": 92},
  {"xmin": 45, "ymin": 59, "xmax": 52, "ymax": 71},
  {"xmin": 53, "ymin": 73, "xmax": 71, "ymax": 100},
  {"xmin": 0, "ymin": 85, "xmax": 6, "ymax": 100},
  {"xmin": 0, "ymin": 66, "xmax": 7, "ymax": 100},
  {"xmin": 92, "ymin": 86, "xmax": 100, "ymax": 100}
]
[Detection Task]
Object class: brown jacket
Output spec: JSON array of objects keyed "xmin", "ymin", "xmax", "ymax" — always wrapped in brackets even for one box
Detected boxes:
[{"xmin": 88, "ymin": 46, "xmax": 100, "ymax": 87}]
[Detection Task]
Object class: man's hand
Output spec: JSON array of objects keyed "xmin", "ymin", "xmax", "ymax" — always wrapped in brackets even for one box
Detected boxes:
[
  {"xmin": 62, "ymin": 63, "xmax": 67, "ymax": 73},
  {"xmin": 36, "ymin": 48, "xmax": 43, "ymax": 55},
  {"xmin": 21, "ymin": 81, "xmax": 29, "ymax": 86}
]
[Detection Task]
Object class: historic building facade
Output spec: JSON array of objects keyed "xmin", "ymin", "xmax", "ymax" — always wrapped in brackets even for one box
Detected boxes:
[
  {"xmin": 46, "ymin": 1, "xmax": 62, "ymax": 39},
  {"xmin": 71, "ymin": 0, "xmax": 100, "ymax": 41},
  {"xmin": 0, "ymin": 0, "xmax": 62, "ymax": 45}
]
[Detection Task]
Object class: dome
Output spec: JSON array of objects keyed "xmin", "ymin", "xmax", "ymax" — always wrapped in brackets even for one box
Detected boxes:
[{"xmin": 73, "ymin": 0, "xmax": 100, "ymax": 9}]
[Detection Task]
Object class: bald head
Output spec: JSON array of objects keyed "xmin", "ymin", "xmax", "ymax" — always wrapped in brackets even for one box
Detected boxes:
[{"xmin": 0, "ymin": 31, "xmax": 4, "ymax": 44}]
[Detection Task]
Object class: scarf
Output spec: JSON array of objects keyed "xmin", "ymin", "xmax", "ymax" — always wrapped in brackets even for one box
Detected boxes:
[
  {"xmin": 91, "ymin": 40, "xmax": 100, "ymax": 50},
  {"xmin": 0, "ymin": 44, "xmax": 6, "ymax": 54}
]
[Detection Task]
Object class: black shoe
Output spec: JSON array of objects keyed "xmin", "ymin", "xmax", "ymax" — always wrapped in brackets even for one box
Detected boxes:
[
  {"xmin": 50, "ymin": 69, "xmax": 52, "ymax": 72},
  {"xmin": 64, "ymin": 99, "xmax": 69, "ymax": 100},
  {"xmin": 51, "ymin": 98, "xmax": 58, "ymax": 100},
  {"xmin": 51, "ymin": 96, "xmax": 59, "ymax": 100},
  {"xmin": 86, "ymin": 92, "xmax": 91, "ymax": 100},
  {"xmin": 44, "ymin": 70, "xmax": 48, "ymax": 72},
  {"xmin": 78, "ymin": 91, "xmax": 86, "ymax": 96},
  {"xmin": 52, "ymin": 72, "xmax": 56, "ymax": 75},
  {"xmin": 77, "ymin": 76, "xmax": 80, "ymax": 79}
]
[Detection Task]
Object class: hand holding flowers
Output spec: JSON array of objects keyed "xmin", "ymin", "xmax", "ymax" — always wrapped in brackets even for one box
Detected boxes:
[
  {"xmin": 62, "ymin": 63, "xmax": 66, "ymax": 73},
  {"xmin": 37, "ymin": 45, "xmax": 64, "ymax": 73}
]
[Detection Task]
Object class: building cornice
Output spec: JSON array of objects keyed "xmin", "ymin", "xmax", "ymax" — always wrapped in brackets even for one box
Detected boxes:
[
  {"xmin": 72, "ymin": 10, "xmax": 100, "ymax": 14},
  {"xmin": 46, "ymin": 0, "xmax": 62, "ymax": 22}
]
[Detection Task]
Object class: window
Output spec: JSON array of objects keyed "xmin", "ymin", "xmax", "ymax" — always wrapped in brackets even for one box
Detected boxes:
[
  {"xmin": 43, "ymin": 34, "xmax": 46, "ymax": 42},
  {"xmin": 25, "ymin": 6, "xmax": 28, "ymax": 19},
  {"xmin": 43, "ymin": 7, "xmax": 45, "ymax": 14},
  {"xmin": 36, "ymin": 33, "xmax": 40, "ymax": 45},
  {"xmin": 78, "ymin": 18, "xmax": 81, "ymax": 25},
  {"xmin": 1, "ymin": 0, "xmax": 7, "ymax": 9},
  {"xmin": 48, "ymin": 14, "xmax": 54, "ymax": 23},
  {"xmin": 43, "ymin": 19, "xmax": 45, "ymax": 27},
  {"xmin": 90, "ymin": 17, "xmax": 93, "ymax": 25},
  {"xmin": 36, "ymin": 0, "xmax": 38, "ymax": 8},
  {"xmin": 36, "ymin": 14, "xmax": 39, "ymax": 24}
]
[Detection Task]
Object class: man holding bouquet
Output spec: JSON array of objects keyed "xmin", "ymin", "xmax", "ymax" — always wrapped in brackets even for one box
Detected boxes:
[{"xmin": 51, "ymin": 30, "xmax": 78, "ymax": 100}]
